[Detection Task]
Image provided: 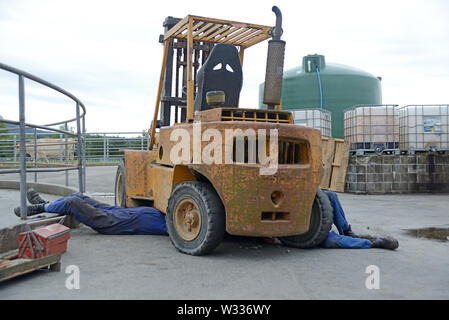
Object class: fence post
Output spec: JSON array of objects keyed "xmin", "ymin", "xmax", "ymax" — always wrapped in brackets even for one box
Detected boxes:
[
  {"xmin": 76, "ymin": 102, "xmax": 84, "ymax": 193},
  {"xmin": 34, "ymin": 128, "xmax": 37, "ymax": 182},
  {"xmin": 59, "ymin": 133, "xmax": 63, "ymax": 162},
  {"xmin": 64, "ymin": 122, "xmax": 69, "ymax": 186},
  {"xmin": 103, "ymin": 134, "xmax": 106, "ymax": 162},
  {"xmin": 18, "ymin": 75, "xmax": 27, "ymax": 219},
  {"xmin": 146, "ymin": 131, "xmax": 150, "ymax": 150},
  {"xmin": 13, "ymin": 134, "xmax": 17, "ymax": 163},
  {"xmin": 82, "ymin": 115, "xmax": 86, "ymax": 193}
]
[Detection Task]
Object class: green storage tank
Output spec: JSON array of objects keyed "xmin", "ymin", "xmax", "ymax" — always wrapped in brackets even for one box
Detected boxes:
[{"xmin": 259, "ymin": 54, "xmax": 382, "ymax": 138}]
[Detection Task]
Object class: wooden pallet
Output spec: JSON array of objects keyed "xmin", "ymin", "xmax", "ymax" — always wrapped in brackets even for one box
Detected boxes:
[
  {"xmin": 320, "ymin": 137, "xmax": 350, "ymax": 192},
  {"xmin": 0, "ymin": 249, "xmax": 61, "ymax": 282}
]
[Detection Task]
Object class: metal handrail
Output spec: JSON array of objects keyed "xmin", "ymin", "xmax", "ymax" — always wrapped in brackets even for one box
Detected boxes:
[
  {"xmin": 0, "ymin": 62, "xmax": 86, "ymax": 116},
  {"xmin": 0, "ymin": 62, "xmax": 87, "ymax": 219},
  {"xmin": 0, "ymin": 118, "xmax": 77, "ymax": 136}
]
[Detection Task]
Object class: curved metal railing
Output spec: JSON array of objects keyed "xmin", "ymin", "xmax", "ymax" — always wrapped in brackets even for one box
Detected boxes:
[{"xmin": 0, "ymin": 62, "xmax": 87, "ymax": 219}]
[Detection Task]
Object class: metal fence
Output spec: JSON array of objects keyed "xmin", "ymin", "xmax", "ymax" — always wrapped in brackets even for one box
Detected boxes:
[
  {"xmin": 0, "ymin": 62, "xmax": 87, "ymax": 219},
  {"xmin": 0, "ymin": 131, "xmax": 149, "ymax": 164},
  {"xmin": 83, "ymin": 132, "xmax": 149, "ymax": 163}
]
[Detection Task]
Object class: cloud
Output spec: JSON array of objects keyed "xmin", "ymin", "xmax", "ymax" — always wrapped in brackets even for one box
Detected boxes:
[{"xmin": 1, "ymin": 0, "xmax": 448, "ymax": 132}]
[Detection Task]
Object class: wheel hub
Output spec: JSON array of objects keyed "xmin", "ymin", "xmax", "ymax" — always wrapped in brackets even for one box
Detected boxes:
[{"xmin": 174, "ymin": 198, "xmax": 201, "ymax": 241}]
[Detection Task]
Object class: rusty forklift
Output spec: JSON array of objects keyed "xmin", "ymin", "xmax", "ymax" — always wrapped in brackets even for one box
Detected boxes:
[{"xmin": 114, "ymin": 7, "xmax": 333, "ymax": 255}]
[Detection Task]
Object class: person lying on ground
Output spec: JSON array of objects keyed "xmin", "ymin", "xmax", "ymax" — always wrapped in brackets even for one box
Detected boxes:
[
  {"xmin": 14, "ymin": 189, "xmax": 398, "ymax": 250},
  {"xmin": 14, "ymin": 189, "xmax": 167, "ymax": 235}
]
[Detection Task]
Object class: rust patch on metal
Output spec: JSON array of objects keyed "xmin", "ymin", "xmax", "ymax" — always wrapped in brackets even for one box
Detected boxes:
[
  {"xmin": 124, "ymin": 121, "xmax": 322, "ymax": 237},
  {"xmin": 125, "ymin": 150, "xmax": 151, "ymax": 203},
  {"xmin": 124, "ymin": 150, "xmax": 197, "ymax": 212}
]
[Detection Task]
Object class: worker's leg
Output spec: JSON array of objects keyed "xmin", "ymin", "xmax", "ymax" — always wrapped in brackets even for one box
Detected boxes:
[
  {"xmin": 324, "ymin": 190, "xmax": 351, "ymax": 235},
  {"xmin": 321, "ymin": 231, "xmax": 372, "ymax": 249},
  {"xmin": 26, "ymin": 189, "xmax": 111, "ymax": 211},
  {"xmin": 357, "ymin": 234, "xmax": 399, "ymax": 250},
  {"xmin": 46, "ymin": 197, "xmax": 115, "ymax": 233},
  {"xmin": 321, "ymin": 231, "xmax": 399, "ymax": 250},
  {"xmin": 67, "ymin": 193, "xmax": 112, "ymax": 210}
]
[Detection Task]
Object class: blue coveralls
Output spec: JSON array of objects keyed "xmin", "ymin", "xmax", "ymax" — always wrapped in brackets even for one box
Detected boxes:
[
  {"xmin": 320, "ymin": 191, "xmax": 372, "ymax": 249},
  {"xmin": 46, "ymin": 193, "xmax": 168, "ymax": 235}
]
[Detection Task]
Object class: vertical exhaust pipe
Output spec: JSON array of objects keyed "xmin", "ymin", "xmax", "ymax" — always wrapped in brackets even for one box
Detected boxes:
[{"xmin": 263, "ymin": 6, "xmax": 285, "ymax": 110}]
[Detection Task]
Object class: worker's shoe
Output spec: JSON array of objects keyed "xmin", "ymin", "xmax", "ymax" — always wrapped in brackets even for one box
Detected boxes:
[
  {"xmin": 27, "ymin": 188, "xmax": 48, "ymax": 205},
  {"xmin": 14, "ymin": 204, "xmax": 46, "ymax": 217},
  {"xmin": 370, "ymin": 236, "xmax": 399, "ymax": 250},
  {"xmin": 343, "ymin": 225, "xmax": 358, "ymax": 238}
]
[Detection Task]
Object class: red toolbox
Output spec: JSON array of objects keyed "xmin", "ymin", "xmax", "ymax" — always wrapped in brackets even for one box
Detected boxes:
[{"xmin": 18, "ymin": 223, "xmax": 71, "ymax": 259}]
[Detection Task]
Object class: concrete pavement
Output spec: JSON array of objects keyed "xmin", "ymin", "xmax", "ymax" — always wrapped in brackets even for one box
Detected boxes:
[{"xmin": 0, "ymin": 166, "xmax": 448, "ymax": 299}]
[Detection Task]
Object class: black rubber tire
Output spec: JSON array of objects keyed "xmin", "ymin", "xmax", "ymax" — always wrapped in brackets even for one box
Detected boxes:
[
  {"xmin": 114, "ymin": 159, "xmax": 127, "ymax": 207},
  {"xmin": 166, "ymin": 181, "xmax": 225, "ymax": 256},
  {"xmin": 279, "ymin": 188, "xmax": 333, "ymax": 249}
]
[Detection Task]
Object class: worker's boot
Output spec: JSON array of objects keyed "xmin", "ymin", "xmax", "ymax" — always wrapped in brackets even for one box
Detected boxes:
[
  {"xmin": 27, "ymin": 188, "xmax": 49, "ymax": 205},
  {"xmin": 343, "ymin": 224, "xmax": 358, "ymax": 237},
  {"xmin": 370, "ymin": 236, "xmax": 399, "ymax": 250},
  {"xmin": 14, "ymin": 204, "xmax": 46, "ymax": 217}
]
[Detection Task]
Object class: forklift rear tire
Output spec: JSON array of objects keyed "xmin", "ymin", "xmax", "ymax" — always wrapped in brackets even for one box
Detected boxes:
[
  {"xmin": 114, "ymin": 159, "xmax": 127, "ymax": 207},
  {"xmin": 279, "ymin": 188, "xmax": 333, "ymax": 249},
  {"xmin": 166, "ymin": 181, "xmax": 225, "ymax": 256}
]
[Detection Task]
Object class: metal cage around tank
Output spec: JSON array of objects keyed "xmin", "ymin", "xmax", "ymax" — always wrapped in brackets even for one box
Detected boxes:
[
  {"xmin": 290, "ymin": 108, "xmax": 332, "ymax": 137},
  {"xmin": 344, "ymin": 104, "xmax": 399, "ymax": 154},
  {"xmin": 398, "ymin": 104, "xmax": 449, "ymax": 152}
]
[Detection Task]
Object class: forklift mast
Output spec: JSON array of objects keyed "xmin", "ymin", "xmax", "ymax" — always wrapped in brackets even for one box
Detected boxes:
[
  {"xmin": 149, "ymin": 12, "xmax": 280, "ymax": 149},
  {"xmin": 159, "ymin": 16, "xmax": 215, "ymax": 127}
]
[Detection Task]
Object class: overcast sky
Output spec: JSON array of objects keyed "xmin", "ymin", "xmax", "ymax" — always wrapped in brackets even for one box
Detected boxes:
[{"xmin": 0, "ymin": 0, "xmax": 448, "ymax": 133}]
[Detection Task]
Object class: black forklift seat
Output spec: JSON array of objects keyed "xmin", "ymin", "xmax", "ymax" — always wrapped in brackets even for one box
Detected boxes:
[{"xmin": 194, "ymin": 44, "xmax": 243, "ymax": 112}]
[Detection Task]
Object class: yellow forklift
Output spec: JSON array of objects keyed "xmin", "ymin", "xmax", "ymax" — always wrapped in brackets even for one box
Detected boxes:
[{"xmin": 114, "ymin": 6, "xmax": 333, "ymax": 255}]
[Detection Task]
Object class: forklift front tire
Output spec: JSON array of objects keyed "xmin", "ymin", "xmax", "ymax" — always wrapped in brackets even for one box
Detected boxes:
[{"xmin": 166, "ymin": 181, "xmax": 225, "ymax": 256}]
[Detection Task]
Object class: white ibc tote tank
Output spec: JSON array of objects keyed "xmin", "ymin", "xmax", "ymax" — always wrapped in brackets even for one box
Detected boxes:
[{"xmin": 399, "ymin": 105, "xmax": 449, "ymax": 151}]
